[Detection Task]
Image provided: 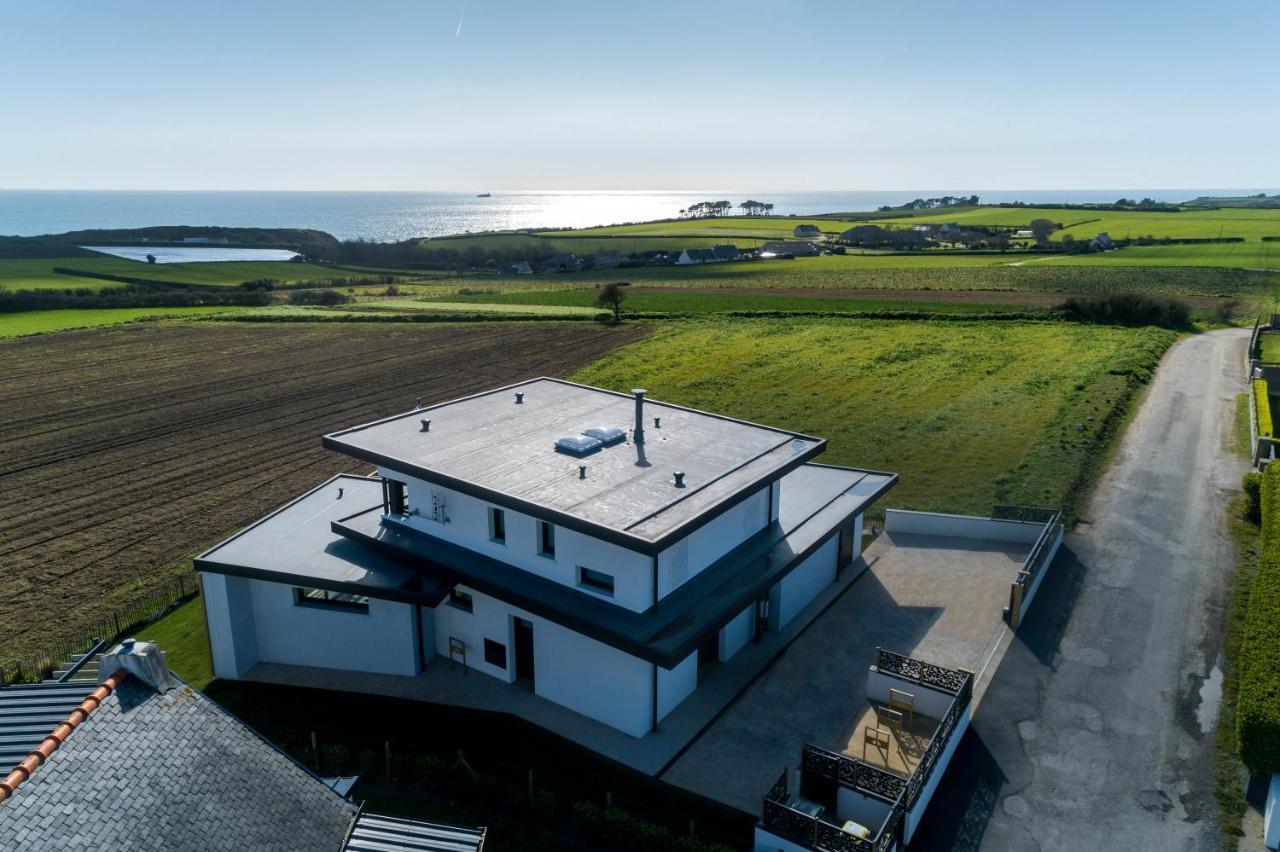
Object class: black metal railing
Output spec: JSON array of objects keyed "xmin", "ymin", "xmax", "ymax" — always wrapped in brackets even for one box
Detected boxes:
[
  {"xmin": 991, "ymin": 504, "xmax": 1060, "ymax": 524},
  {"xmin": 900, "ymin": 668, "xmax": 973, "ymax": 814},
  {"xmin": 0, "ymin": 572, "xmax": 199, "ymax": 686},
  {"xmin": 874, "ymin": 647, "xmax": 971, "ymax": 696},
  {"xmin": 1005, "ymin": 509, "xmax": 1062, "ymax": 625}
]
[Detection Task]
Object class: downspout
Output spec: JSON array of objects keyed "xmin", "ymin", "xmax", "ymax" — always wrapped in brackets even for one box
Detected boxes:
[{"xmin": 652, "ymin": 663, "xmax": 659, "ymax": 733}]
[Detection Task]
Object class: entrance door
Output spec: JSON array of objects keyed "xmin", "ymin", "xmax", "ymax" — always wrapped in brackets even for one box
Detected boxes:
[
  {"xmin": 697, "ymin": 633, "xmax": 720, "ymax": 684},
  {"xmin": 514, "ymin": 618, "xmax": 535, "ymax": 688}
]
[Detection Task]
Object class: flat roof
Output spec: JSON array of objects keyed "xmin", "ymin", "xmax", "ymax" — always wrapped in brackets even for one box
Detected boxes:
[
  {"xmin": 195, "ymin": 475, "xmax": 448, "ymax": 605},
  {"xmin": 332, "ymin": 463, "xmax": 896, "ymax": 667},
  {"xmin": 322, "ymin": 378, "xmax": 826, "ymax": 553}
]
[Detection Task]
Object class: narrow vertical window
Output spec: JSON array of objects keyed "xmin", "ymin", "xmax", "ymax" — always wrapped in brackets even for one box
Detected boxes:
[
  {"xmin": 538, "ymin": 521, "xmax": 556, "ymax": 557},
  {"xmin": 489, "ymin": 507, "xmax": 506, "ymax": 544}
]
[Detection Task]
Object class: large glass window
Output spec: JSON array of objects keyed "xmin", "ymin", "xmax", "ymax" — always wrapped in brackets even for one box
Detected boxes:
[
  {"xmin": 448, "ymin": 589, "xmax": 474, "ymax": 613},
  {"xmin": 293, "ymin": 587, "xmax": 370, "ymax": 613}
]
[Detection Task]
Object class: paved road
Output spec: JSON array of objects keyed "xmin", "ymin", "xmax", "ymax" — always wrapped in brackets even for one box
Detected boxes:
[{"xmin": 914, "ymin": 328, "xmax": 1250, "ymax": 851}]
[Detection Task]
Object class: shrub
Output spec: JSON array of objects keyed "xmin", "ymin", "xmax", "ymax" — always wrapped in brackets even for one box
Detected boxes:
[
  {"xmin": 1239, "ymin": 464, "xmax": 1280, "ymax": 774},
  {"xmin": 1256, "ymin": 380, "xmax": 1273, "ymax": 439},
  {"xmin": 1245, "ymin": 472, "xmax": 1264, "ymax": 524},
  {"xmin": 287, "ymin": 289, "xmax": 350, "ymax": 306},
  {"xmin": 1061, "ymin": 293, "xmax": 1191, "ymax": 328}
]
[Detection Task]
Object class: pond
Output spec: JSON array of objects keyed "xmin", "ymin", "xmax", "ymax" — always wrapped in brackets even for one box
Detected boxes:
[{"xmin": 82, "ymin": 246, "xmax": 300, "ymax": 264}]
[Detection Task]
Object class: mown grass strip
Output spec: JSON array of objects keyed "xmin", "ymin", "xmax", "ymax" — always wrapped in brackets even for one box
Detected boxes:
[{"xmin": 1237, "ymin": 463, "xmax": 1280, "ymax": 774}]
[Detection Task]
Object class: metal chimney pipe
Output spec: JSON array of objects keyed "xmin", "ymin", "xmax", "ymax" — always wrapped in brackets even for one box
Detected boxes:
[
  {"xmin": 673, "ymin": 470, "xmax": 685, "ymax": 488},
  {"xmin": 420, "ymin": 419, "xmax": 431, "ymax": 432},
  {"xmin": 515, "ymin": 392, "xmax": 525, "ymax": 404},
  {"xmin": 579, "ymin": 464, "xmax": 587, "ymax": 480},
  {"xmin": 632, "ymin": 388, "xmax": 647, "ymax": 444}
]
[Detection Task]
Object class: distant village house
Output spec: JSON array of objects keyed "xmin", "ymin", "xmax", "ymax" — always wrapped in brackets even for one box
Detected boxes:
[{"xmin": 793, "ymin": 224, "xmax": 822, "ymax": 239}]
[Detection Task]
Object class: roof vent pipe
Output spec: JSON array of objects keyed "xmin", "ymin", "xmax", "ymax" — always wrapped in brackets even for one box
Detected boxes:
[
  {"xmin": 673, "ymin": 470, "xmax": 685, "ymax": 488},
  {"xmin": 654, "ymin": 416, "xmax": 661, "ymax": 429},
  {"xmin": 579, "ymin": 464, "xmax": 587, "ymax": 480},
  {"xmin": 420, "ymin": 419, "xmax": 431, "ymax": 432},
  {"xmin": 415, "ymin": 398, "xmax": 422, "ymax": 409},
  {"xmin": 632, "ymin": 388, "xmax": 647, "ymax": 444},
  {"xmin": 515, "ymin": 392, "xmax": 524, "ymax": 404}
]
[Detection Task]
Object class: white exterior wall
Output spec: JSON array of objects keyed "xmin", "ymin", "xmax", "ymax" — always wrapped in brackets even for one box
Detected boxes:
[
  {"xmin": 866, "ymin": 672, "xmax": 958, "ymax": 719},
  {"xmin": 719, "ymin": 603, "xmax": 755, "ymax": 661},
  {"xmin": 249, "ymin": 579, "xmax": 419, "ymax": 676},
  {"xmin": 753, "ymin": 828, "xmax": 813, "ymax": 852},
  {"xmin": 834, "ymin": 787, "xmax": 894, "ymax": 839},
  {"xmin": 768, "ymin": 535, "xmax": 838, "ymax": 631},
  {"xmin": 1015, "ymin": 524, "xmax": 1064, "ymax": 623},
  {"xmin": 656, "ymin": 651, "xmax": 697, "ymax": 722},
  {"xmin": 903, "ymin": 705, "xmax": 971, "ymax": 843},
  {"xmin": 1265, "ymin": 774, "xmax": 1280, "ymax": 850},
  {"xmin": 434, "ymin": 584, "xmax": 655, "ymax": 737},
  {"xmin": 202, "ymin": 572, "xmax": 259, "ymax": 678},
  {"xmin": 393, "ymin": 472, "xmax": 654, "ymax": 612},
  {"xmin": 884, "ymin": 509, "xmax": 1045, "ymax": 543},
  {"xmin": 657, "ymin": 485, "xmax": 771, "ymax": 599}
]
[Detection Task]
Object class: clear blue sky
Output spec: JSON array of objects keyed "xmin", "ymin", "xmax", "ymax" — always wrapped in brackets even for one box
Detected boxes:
[{"xmin": 2, "ymin": 1, "xmax": 1276, "ymax": 191}]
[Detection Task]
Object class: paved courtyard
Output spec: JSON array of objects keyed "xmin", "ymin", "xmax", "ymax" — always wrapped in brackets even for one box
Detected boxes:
[{"xmin": 247, "ymin": 524, "xmax": 1035, "ymax": 816}]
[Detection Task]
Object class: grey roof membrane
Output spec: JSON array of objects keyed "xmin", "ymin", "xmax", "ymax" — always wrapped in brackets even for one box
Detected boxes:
[
  {"xmin": 196, "ymin": 475, "xmax": 446, "ymax": 605},
  {"xmin": 322, "ymin": 378, "xmax": 824, "ymax": 545}
]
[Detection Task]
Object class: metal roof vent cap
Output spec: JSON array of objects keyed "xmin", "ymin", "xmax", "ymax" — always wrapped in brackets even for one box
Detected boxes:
[
  {"xmin": 673, "ymin": 470, "xmax": 686, "ymax": 488},
  {"xmin": 515, "ymin": 392, "xmax": 525, "ymax": 404},
  {"xmin": 654, "ymin": 416, "xmax": 661, "ymax": 429},
  {"xmin": 100, "ymin": 639, "xmax": 172, "ymax": 692},
  {"xmin": 420, "ymin": 418, "xmax": 431, "ymax": 432},
  {"xmin": 632, "ymin": 389, "xmax": 647, "ymax": 444},
  {"xmin": 579, "ymin": 464, "xmax": 587, "ymax": 479}
]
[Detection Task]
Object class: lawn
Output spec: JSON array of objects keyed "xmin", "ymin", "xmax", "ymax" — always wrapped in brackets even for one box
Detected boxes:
[
  {"xmin": 137, "ymin": 597, "xmax": 213, "ymax": 689},
  {"xmin": 1259, "ymin": 332, "xmax": 1280, "ymax": 364},
  {"xmin": 0, "ymin": 306, "xmax": 240, "ymax": 337},
  {"xmin": 571, "ymin": 318, "xmax": 1177, "ymax": 516}
]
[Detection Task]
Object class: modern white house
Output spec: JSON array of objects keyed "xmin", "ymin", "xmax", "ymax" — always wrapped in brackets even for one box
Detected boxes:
[{"xmin": 197, "ymin": 379, "xmax": 895, "ymax": 738}]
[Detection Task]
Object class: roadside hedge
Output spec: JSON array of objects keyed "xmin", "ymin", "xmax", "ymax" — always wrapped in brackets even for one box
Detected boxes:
[
  {"xmin": 1256, "ymin": 379, "xmax": 1273, "ymax": 438},
  {"xmin": 1238, "ymin": 463, "xmax": 1280, "ymax": 774}
]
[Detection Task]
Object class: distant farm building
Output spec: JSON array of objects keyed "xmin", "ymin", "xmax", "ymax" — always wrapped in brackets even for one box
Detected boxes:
[
  {"xmin": 793, "ymin": 224, "xmax": 822, "ymax": 238},
  {"xmin": 676, "ymin": 248, "xmax": 718, "ymax": 265},
  {"xmin": 759, "ymin": 240, "xmax": 820, "ymax": 257},
  {"xmin": 1014, "ymin": 229, "xmax": 1035, "ymax": 239},
  {"xmin": 539, "ymin": 253, "xmax": 581, "ymax": 273},
  {"xmin": 593, "ymin": 251, "xmax": 623, "ymax": 269},
  {"xmin": 1090, "ymin": 232, "xmax": 1116, "ymax": 251},
  {"xmin": 501, "ymin": 260, "xmax": 533, "ymax": 275},
  {"xmin": 712, "ymin": 244, "xmax": 741, "ymax": 261}
]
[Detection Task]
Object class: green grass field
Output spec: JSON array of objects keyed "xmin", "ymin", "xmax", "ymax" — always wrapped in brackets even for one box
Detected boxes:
[
  {"xmin": 419, "ymin": 288, "xmax": 1035, "ymax": 315},
  {"xmin": 1260, "ymin": 332, "xmax": 1280, "ymax": 364},
  {"xmin": 137, "ymin": 597, "xmax": 213, "ymax": 689},
  {"xmin": 572, "ymin": 318, "xmax": 1176, "ymax": 516},
  {"xmin": 1042, "ymin": 242, "xmax": 1280, "ymax": 269},
  {"xmin": 0, "ymin": 306, "xmax": 238, "ymax": 337},
  {"xmin": 0, "ymin": 255, "xmax": 404, "ymax": 291},
  {"xmin": 868, "ymin": 206, "xmax": 1280, "ymax": 242}
]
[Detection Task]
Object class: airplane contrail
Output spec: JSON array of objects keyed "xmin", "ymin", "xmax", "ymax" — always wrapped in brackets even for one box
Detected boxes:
[{"xmin": 455, "ymin": 0, "xmax": 470, "ymax": 37}]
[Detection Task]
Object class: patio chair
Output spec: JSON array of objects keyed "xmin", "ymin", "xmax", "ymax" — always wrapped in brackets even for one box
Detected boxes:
[
  {"xmin": 448, "ymin": 636, "xmax": 467, "ymax": 673},
  {"xmin": 889, "ymin": 688, "xmax": 915, "ymax": 732},
  {"xmin": 863, "ymin": 725, "xmax": 891, "ymax": 763}
]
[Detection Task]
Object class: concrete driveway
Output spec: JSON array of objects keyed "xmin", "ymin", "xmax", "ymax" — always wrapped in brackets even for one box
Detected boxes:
[{"xmin": 913, "ymin": 328, "xmax": 1250, "ymax": 851}]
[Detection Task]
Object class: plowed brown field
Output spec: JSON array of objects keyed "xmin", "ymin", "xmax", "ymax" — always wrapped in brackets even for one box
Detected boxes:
[{"xmin": 0, "ymin": 320, "xmax": 644, "ymax": 660}]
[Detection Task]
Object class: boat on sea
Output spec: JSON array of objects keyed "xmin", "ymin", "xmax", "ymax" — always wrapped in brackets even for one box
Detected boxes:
[{"xmin": 476, "ymin": 192, "xmax": 491, "ymax": 198}]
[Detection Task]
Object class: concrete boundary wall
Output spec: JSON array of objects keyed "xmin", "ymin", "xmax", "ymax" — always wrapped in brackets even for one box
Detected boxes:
[
  {"xmin": 884, "ymin": 509, "xmax": 1044, "ymax": 543},
  {"xmin": 1012, "ymin": 523, "xmax": 1064, "ymax": 625},
  {"xmin": 903, "ymin": 706, "xmax": 971, "ymax": 844}
]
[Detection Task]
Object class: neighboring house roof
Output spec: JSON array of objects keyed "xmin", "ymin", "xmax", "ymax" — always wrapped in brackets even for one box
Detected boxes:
[
  {"xmin": 320, "ymin": 378, "xmax": 827, "ymax": 551},
  {"xmin": 0, "ymin": 647, "xmax": 485, "ymax": 852},
  {"xmin": 711, "ymin": 244, "xmax": 739, "ymax": 260},
  {"xmin": 793, "ymin": 224, "xmax": 821, "ymax": 237},
  {"xmin": 344, "ymin": 812, "xmax": 487, "ymax": 852},
  {"xmin": 0, "ymin": 681, "xmax": 99, "ymax": 775},
  {"xmin": 759, "ymin": 240, "xmax": 819, "ymax": 256}
]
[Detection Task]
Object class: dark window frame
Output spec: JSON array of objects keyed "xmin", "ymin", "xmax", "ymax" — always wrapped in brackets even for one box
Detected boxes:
[
  {"xmin": 489, "ymin": 507, "xmax": 507, "ymax": 544},
  {"xmin": 447, "ymin": 589, "xmax": 474, "ymax": 613},
  {"xmin": 484, "ymin": 638, "xmax": 507, "ymax": 669},
  {"xmin": 293, "ymin": 587, "xmax": 370, "ymax": 613},
  {"xmin": 577, "ymin": 565, "xmax": 615, "ymax": 597},
  {"xmin": 537, "ymin": 521, "xmax": 556, "ymax": 558}
]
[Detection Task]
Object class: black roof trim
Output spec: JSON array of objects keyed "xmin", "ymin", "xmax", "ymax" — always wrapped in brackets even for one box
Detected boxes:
[
  {"xmin": 321, "ymin": 377, "xmax": 827, "ymax": 555},
  {"xmin": 193, "ymin": 558, "xmax": 450, "ymax": 607}
]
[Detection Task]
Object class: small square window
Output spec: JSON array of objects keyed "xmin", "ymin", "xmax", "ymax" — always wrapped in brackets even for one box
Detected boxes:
[
  {"xmin": 293, "ymin": 587, "xmax": 370, "ymax": 613},
  {"xmin": 484, "ymin": 639, "xmax": 507, "ymax": 669},
  {"xmin": 489, "ymin": 508, "xmax": 506, "ymax": 544},
  {"xmin": 538, "ymin": 521, "xmax": 556, "ymax": 558},
  {"xmin": 577, "ymin": 566, "xmax": 614, "ymax": 597},
  {"xmin": 448, "ymin": 589, "xmax": 474, "ymax": 613}
]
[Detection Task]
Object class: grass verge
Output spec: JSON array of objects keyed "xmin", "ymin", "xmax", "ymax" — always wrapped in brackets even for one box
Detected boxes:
[{"xmin": 136, "ymin": 596, "xmax": 213, "ymax": 690}]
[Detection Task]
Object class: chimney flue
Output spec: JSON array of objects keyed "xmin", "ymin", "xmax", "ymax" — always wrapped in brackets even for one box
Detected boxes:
[
  {"xmin": 654, "ymin": 416, "xmax": 661, "ymax": 429},
  {"xmin": 420, "ymin": 419, "xmax": 431, "ymax": 432},
  {"xmin": 515, "ymin": 392, "xmax": 525, "ymax": 404},
  {"xmin": 673, "ymin": 470, "xmax": 685, "ymax": 488},
  {"xmin": 632, "ymin": 388, "xmax": 647, "ymax": 444},
  {"xmin": 579, "ymin": 464, "xmax": 587, "ymax": 480}
]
